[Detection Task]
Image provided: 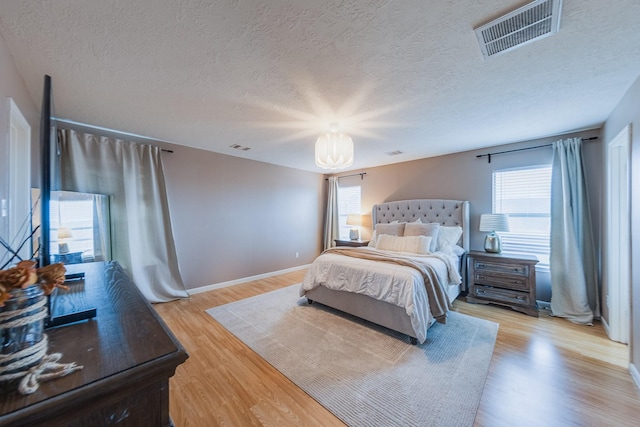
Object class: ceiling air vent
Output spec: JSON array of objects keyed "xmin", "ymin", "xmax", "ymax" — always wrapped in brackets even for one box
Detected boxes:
[
  {"xmin": 474, "ymin": 0, "xmax": 563, "ymax": 59},
  {"xmin": 230, "ymin": 144, "xmax": 251, "ymax": 151}
]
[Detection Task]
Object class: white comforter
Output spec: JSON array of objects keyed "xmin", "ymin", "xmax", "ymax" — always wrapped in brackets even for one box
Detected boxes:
[{"xmin": 300, "ymin": 247, "xmax": 462, "ymax": 342}]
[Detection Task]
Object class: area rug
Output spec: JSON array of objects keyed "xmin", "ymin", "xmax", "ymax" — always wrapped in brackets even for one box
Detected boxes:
[{"xmin": 207, "ymin": 284, "xmax": 498, "ymax": 427}]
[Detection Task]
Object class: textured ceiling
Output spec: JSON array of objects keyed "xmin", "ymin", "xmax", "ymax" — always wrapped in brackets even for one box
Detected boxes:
[{"xmin": 1, "ymin": 0, "xmax": 639, "ymax": 173}]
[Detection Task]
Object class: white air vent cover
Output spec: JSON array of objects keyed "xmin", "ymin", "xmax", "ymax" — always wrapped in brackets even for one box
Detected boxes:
[{"xmin": 475, "ymin": 0, "xmax": 563, "ymax": 59}]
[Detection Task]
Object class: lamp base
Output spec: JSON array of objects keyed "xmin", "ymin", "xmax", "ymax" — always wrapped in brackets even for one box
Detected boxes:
[
  {"xmin": 349, "ymin": 228, "xmax": 360, "ymax": 240},
  {"xmin": 484, "ymin": 232, "xmax": 502, "ymax": 253}
]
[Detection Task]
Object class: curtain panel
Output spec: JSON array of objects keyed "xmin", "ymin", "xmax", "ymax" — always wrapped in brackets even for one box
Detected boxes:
[
  {"xmin": 58, "ymin": 129, "xmax": 188, "ymax": 302},
  {"xmin": 550, "ymin": 137, "xmax": 599, "ymax": 324},
  {"xmin": 323, "ymin": 176, "xmax": 339, "ymax": 250}
]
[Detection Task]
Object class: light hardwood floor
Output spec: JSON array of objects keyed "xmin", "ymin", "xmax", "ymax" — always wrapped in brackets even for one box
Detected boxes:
[{"xmin": 153, "ymin": 270, "xmax": 640, "ymax": 426}]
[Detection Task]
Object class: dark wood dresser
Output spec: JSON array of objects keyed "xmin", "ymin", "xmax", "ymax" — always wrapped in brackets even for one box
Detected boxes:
[
  {"xmin": 0, "ymin": 261, "xmax": 188, "ymax": 426},
  {"xmin": 466, "ymin": 251, "xmax": 539, "ymax": 317}
]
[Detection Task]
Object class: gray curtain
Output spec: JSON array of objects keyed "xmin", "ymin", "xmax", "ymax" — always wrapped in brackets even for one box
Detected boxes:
[
  {"xmin": 550, "ymin": 137, "xmax": 599, "ymax": 324},
  {"xmin": 323, "ymin": 176, "xmax": 339, "ymax": 250},
  {"xmin": 58, "ymin": 129, "xmax": 188, "ymax": 303}
]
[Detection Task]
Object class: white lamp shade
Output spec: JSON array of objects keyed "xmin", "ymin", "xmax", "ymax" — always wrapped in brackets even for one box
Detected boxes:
[
  {"xmin": 479, "ymin": 213, "xmax": 510, "ymax": 232},
  {"xmin": 57, "ymin": 227, "xmax": 73, "ymax": 239},
  {"xmin": 346, "ymin": 214, "xmax": 362, "ymax": 226},
  {"xmin": 315, "ymin": 132, "xmax": 354, "ymax": 170}
]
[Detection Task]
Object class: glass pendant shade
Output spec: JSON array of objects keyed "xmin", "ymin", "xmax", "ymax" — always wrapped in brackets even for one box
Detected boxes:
[{"xmin": 315, "ymin": 131, "xmax": 354, "ymax": 170}]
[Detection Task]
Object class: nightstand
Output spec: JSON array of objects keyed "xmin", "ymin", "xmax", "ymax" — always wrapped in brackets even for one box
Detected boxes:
[
  {"xmin": 334, "ymin": 239, "xmax": 370, "ymax": 247},
  {"xmin": 466, "ymin": 251, "xmax": 539, "ymax": 317}
]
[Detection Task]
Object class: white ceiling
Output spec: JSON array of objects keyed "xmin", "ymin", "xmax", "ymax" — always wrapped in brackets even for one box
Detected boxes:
[{"xmin": 1, "ymin": 0, "xmax": 639, "ymax": 173}]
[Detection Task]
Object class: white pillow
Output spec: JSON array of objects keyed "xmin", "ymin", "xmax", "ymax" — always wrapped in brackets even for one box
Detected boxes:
[
  {"xmin": 404, "ymin": 222, "xmax": 440, "ymax": 252},
  {"xmin": 375, "ymin": 234, "xmax": 432, "ymax": 255},
  {"xmin": 436, "ymin": 226, "xmax": 463, "ymax": 252},
  {"xmin": 375, "ymin": 222, "xmax": 405, "ymax": 236}
]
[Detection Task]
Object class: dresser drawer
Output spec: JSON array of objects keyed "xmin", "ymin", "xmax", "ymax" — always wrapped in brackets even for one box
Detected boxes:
[
  {"xmin": 474, "ymin": 272, "xmax": 529, "ymax": 291},
  {"xmin": 472, "ymin": 285, "xmax": 532, "ymax": 306},
  {"xmin": 473, "ymin": 259, "xmax": 530, "ymax": 277}
]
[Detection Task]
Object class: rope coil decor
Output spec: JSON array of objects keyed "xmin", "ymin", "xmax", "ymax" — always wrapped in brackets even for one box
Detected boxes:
[{"xmin": 0, "ymin": 296, "xmax": 83, "ymax": 395}]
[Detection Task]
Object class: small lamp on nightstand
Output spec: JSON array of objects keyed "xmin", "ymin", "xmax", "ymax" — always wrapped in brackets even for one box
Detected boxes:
[
  {"xmin": 346, "ymin": 214, "xmax": 362, "ymax": 240},
  {"xmin": 479, "ymin": 214, "xmax": 509, "ymax": 253},
  {"xmin": 57, "ymin": 227, "xmax": 73, "ymax": 254}
]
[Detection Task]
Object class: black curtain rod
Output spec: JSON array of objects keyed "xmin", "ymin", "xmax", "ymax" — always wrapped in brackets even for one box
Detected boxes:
[
  {"xmin": 339, "ymin": 172, "xmax": 367, "ymax": 179},
  {"xmin": 325, "ymin": 172, "xmax": 367, "ymax": 180},
  {"xmin": 476, "ymin": 136, "xmax": 598, "ymax": 163}
]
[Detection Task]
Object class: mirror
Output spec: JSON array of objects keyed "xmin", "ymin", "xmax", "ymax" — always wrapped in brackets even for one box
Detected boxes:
[{"xmin": 31, "ymin": 189, "xmax": 112, "ymax": 266}]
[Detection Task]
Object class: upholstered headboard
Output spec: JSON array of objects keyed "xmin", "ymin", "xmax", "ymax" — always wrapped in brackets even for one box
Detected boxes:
[{"xmin": 371, "ymin": 199, "xmax": 470, "ymax": 251}]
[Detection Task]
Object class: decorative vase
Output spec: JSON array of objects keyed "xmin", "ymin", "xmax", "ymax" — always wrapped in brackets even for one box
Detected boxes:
[{"xmin": 0, "ymin": 285, "xmax": 46, "ymax": 393}]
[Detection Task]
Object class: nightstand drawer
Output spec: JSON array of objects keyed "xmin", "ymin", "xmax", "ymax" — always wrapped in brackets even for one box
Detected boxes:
[
  {"xmin": 472, "ymin": 285, "xmax": 532, "ymax": 306},
  {"xmin": 474, "ymin": 272, "xmax": 529, "ymax": 291},
  {"xmin": 473, "ymin": 260, "xmax": 530, "ymax": 277}
]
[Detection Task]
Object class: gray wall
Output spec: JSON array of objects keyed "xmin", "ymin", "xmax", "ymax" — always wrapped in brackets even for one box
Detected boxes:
[
  {"xmin": 56, "ymin": 122, "xmax": 325, "ymax": 290},
  {"xmin": 602, "ymin": 74, "xmax": 640, "ymax": 379},
  {"xmin": 160, "ymin": 144, "xmax": 324, "ymax": 289},
  {"xmin": 337, "ymin": 128, "xmax": 603, "ymax": 303},
  {"xmin": 0, "ymin": 32, "xmax": 39, "ymax": 259}
]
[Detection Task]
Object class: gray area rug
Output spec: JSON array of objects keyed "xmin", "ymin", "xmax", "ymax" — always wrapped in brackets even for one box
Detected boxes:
[{"xmin": 207, "ymin": 285, "xmax": 498, "ymax": 427}]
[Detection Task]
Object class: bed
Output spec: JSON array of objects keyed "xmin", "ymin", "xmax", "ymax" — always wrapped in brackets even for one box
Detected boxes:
[{"xmin": 300, "ymin": 199, "xmax": 470, "ymax": 344}]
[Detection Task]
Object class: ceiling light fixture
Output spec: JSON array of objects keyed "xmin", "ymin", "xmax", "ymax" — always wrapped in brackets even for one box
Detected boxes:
[{"xmin": 315, "ymin": 122, "xmax": 354, "ymax": 170}]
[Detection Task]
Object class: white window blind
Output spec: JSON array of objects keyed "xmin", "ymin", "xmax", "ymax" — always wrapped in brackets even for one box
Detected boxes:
[
  {"xmin": 493, "ymin": 166, "xmax": 551, "ymax": 271},
  {"xmin": 50, "ymin": 196, "xmax": 95, "ymax": 255},
  {"xmin": 337, "ymin": 185, "xmax": 361, "ymax": 240}
]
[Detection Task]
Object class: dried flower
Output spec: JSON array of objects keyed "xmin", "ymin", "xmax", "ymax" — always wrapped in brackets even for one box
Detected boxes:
[
  {"xmin": 0, "ymin": 260, "xmax": 38, "ymax": 289},
  {"xmin": 0, "ymin": 284, "xmax": 9, "ymax": 306},
  {"xmin": 0, "ymin": 262, "xmax": 68, "ymax": 306},
  {"xmin": 37, "ymin": 263, "xmax": 69, "ymax": 295}
]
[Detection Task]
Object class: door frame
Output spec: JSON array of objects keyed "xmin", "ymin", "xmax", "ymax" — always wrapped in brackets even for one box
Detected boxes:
[
  {"xmin": 606, "ymin": 124, "xmax": 631, "ymax": 344},
  {"xmin": 8, "ymin": 97, "xmax": 31, "ymax": 263}
]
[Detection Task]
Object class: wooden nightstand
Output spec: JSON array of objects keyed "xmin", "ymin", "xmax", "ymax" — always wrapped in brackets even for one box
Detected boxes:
[
  {"xmin": 466, "ymin": 250, "xmax": 539, "ymax": 317},
  {"xmin": 334, "ymin": 239, "xmax": 370, "ymax": 247}
]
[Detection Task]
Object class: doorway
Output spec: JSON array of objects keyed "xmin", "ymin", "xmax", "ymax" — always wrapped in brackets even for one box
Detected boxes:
[
  {"xmin": 8, "ymin": 98, "xmax": 31, "ymax": 262},
  {"xmin": 606, "ymin": 124, "xmax": 631, "ymax": 344}
]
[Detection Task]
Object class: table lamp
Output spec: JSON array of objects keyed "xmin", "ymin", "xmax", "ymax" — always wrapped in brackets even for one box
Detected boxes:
[
  {"xmin": 479, "ymin": 214, "xmax": 509, "ymax": 253},
  {"xmin": 346, "ymin": 214, "xmax": 362, "ymax": 240},
  {"xmin": 57, "ymin": 227, "xmax": 73, "ymax": 254}
]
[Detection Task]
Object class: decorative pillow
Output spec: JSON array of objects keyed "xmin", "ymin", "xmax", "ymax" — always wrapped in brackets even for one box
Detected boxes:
[
  {"xmin": 375, "ymin": 222, "xmax": 405, "ymax": 237},
  {"xmin": 404, "ymin": 222, "xmax": 440, "ymax": 252},
  {"xmin": 436, "ymin": 226, "xmax": 463, "ymax": 252},
  {"xmin": 376, "ymin": 234, "xmax": 432, "ymax": 255}
]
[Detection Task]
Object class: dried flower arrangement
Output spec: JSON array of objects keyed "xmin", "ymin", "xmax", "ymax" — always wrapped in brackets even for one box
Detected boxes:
[{"xmin": 0, "ymin": 260, "xmax": 68, "ymax": 306}]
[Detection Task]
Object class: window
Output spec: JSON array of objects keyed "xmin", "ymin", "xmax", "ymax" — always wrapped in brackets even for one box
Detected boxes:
[
  {"xmin": 493, "ymin": 166, "xmax": 552, "ymax": 271},
  {"xmin": 337, "ymin": 184, "xmax": 361, "ymax": 240},
  {"xmin": 50, "ymin": 196, "xmax": 96, "ymax": 255},
  {"xmin": 45, "ymin": 191, "xmax": 112, "ymax": 263}
]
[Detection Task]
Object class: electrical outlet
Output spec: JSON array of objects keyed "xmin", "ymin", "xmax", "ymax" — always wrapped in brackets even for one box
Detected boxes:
[{"xmin": 295, "ymin": 252, "xmax": 299, "ymax": 258}]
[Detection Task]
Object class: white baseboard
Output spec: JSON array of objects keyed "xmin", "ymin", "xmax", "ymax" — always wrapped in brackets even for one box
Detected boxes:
[
  {"xmin": 630, "ymin": 363, "xmax": 640, "ymax": 391},
  {"xmin": 187, "ymin": 264, "xmax": 311, "ymax": 295}
]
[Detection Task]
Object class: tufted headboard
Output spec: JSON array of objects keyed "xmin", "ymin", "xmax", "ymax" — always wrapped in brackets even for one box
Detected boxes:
[{"xmin": 372, "ymin": 199, "xmax": 470, "ymax": 251}]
